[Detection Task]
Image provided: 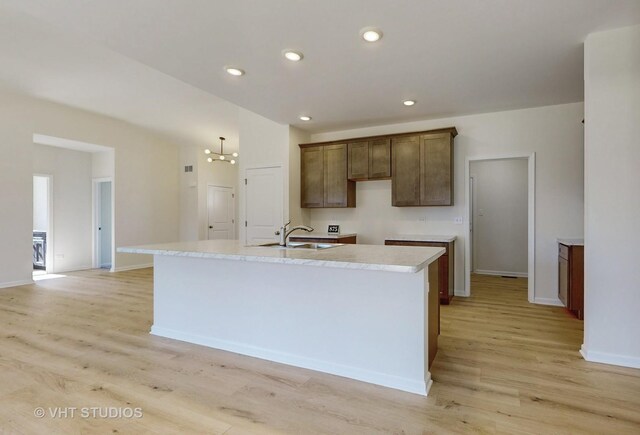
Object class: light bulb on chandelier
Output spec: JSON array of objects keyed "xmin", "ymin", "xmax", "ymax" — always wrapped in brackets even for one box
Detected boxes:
[{"xmin": 204, "ymin": 137, "xmax": 238, "ymax": 165}]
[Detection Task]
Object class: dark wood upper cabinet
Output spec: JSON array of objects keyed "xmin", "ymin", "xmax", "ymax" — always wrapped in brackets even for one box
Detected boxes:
[
  {"xmin": 300, "ymin": 146, "xmax": 324, "ymax": 208},
  {"xmin": 301, "ymin": 127, "xmax": 455, "ymax": 208},
  {"xmin": 348, "ymin": 139, "xmax": 391, "ymax": 181},
  {"xmin": 300, "ymin": 144, "xmax": 355, "ymax": 208},
  {"xmin": 369, "ymin": 138, "xmax": 391, "ymax": 179},
  {"xmin": 348, "ymin": 141, "xmax": 369, "ymax": 180},
  {"xmin": 324, "ymin": 144, "xmax": 354, "ymax": 207},
  {"xmin": 420, "ymin": 133, "xmax": 453, "ymax": 206},
  {"xmin": 392, "ymin": 136, "xmax": 421, "ymax": 206}
]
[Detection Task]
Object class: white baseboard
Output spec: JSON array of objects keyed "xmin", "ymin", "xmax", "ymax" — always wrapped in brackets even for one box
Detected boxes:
[
  {"xmin": 0, "ymin": 279, "xmax": 34, "ymax": 289},
  {"xmin": 53, "ymin": 265, "xmax": 93, "ymax": 274},
  {"xmin": 151, "ymin": 326, "xmax": 431, "ymax": 396},
  {"xmin": 454, "ymin": 289, "xmax": 469, "ymax": 297},
  {"xmin": 113, "ymin": 263, "xmax": 153, "ymax": 272},
  {"xmin": 580, "ymin": 344, "xmax": 640, "ymax": 369},
  {"xmin": 533, "ymin": 297, "xmax": 564, "ymax": 307},
  {"xmin": 474, "ymin": 269, "xmax": 528, "ymax": 278}
]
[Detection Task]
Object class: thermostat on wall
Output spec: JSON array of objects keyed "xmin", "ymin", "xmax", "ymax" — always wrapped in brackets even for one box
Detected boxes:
[{"xmin": 327, "ymin": 225, "xmax": 340, "ymax": 234}]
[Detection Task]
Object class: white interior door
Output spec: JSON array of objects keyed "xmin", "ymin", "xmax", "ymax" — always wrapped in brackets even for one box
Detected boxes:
[
  {"xmin": 98, "ymin": 181, "xmax": 112, "ymax": 268},
  {"xmin": 94, "ymin": 180, "xmax": 113, "ymax": 269},
  {"xmin": 207, "ymin": 186, "xmax": 235, "ymax": 240},
  {"xmin": 245, "ymin": 166, "xmax": 283, "ymax": 245}
]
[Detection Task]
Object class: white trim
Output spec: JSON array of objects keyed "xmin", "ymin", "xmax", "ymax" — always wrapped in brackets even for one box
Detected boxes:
[
  {"xmin": 580, "ymin": 344, "xmax": 640, "ymax": 369},
  {"xmin": 0, "ymin": 279, "xmax": 35, "ymax": 289},
  {"xmin": 53, "ymin": 266, "xmax": 93, "ymax": 274},
  {"xmin": 151, "ymin": 326, "xmax": 432, "ymax": 396},
  {"xmin": 113, "ymin": 263, "xmax": 154, "ymax": 272},
  {"xmin": 533, "ymin": 297, "xmax": 564, "ymax": 307},
  {"xmin": 206, "ymin": 184, "xmax": 236, "ymax": 240},
  {"xmin": 465, "ymin": 153, "xmax": 536, "ymax": 302},
  {"xmin": 474, "ymin": 269, "xmax": 528, "ymax": 278},
  {"xmin": 453, "ymin": 288, "xmax": 468, "ymax": 297}
]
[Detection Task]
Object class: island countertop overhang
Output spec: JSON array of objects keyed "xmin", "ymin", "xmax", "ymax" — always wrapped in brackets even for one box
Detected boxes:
[{"xmin": 118, "ymin": 240, "xmax": 444, "ymax": 273}]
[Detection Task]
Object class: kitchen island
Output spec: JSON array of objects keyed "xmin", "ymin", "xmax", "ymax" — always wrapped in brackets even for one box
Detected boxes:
[{"xmin": 118, "ymin": 240, "xmax": 444, "ymax": 396}]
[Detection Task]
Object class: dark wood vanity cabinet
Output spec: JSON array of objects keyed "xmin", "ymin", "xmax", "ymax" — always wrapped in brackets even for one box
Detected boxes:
[
  {"xmin": 558, "ymin": 243, "xmax": 584, "ymax": 320},
  {"xmin": 301, "ymin": 144, "xmax": 355, "ymax": 208},
  {"xmin": 392, "ymin": 130, "xmax": 455, "ymax": 206},
  {"xmin": 348, "ymin": 139, "xmax": 391, "ymax": 180},
  {"xmin": 385, "ymin": 239, "xmax": 455, "ymax": 305}
]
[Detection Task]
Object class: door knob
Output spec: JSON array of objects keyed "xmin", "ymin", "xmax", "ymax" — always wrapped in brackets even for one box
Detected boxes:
[{"xmin": 209, "ymin": 226, "xmax": 213, "ymax": 229}]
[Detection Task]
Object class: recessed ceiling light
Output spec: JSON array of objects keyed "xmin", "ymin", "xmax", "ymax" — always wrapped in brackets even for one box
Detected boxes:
[
  {"xmin": 361, "ymin": 27, "xmax": 383, "ymax": 42},
  {"xmin": 225, "ymin": 66, "xmax": 245, "ymax": 76},
  {"xmin": 299, "ymin": 116, "xmax": 312, "ymax": 121},
  {"xmin": 403, "ymin": 100, "xmax": 416, "ymax": 106},
  {"xmin": 283, "ymin": 50, "xmax": 303, "ymax": 61}
]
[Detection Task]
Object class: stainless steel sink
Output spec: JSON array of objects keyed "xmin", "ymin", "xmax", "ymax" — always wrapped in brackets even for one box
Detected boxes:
[{"xmin": 255, "ymin": 242, "xmax": 344, "ymax": 250}]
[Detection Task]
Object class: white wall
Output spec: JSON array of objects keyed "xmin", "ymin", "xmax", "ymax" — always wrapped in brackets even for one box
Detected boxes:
[
  {"xmin": 309, "ymin": 102, "xmax": 584, "ymax": 304},
  {"xmin": 583, "ymin": 25, "xmax": 640, "ymax": 368},
  {"xmin": 92, "ymin": 150, "xmax": 115, "ymax": 179},
  {"xmin": 33, "ymin": 175, "xmax": 49, "ymax": 232},
  {"xmin": 178, "ymin": 144, "xmax": 239, "ymax": 242},
  {"xmin": 471, "ymin": 159, "xmax": 528, "ymax": 277},
  {"xmin": 33, "ymin": 144, "xmax": 93, "ymax": 273},
  {"xmin": 289, "ymin": 126, "xmax": 311, "ymax": 227},
  {"xmin": 0, "ymin": 89, "xmax": 180, "ymax": 286},
  {"xmin": 238, "ymin": 108, "xmax": 290, "ymax": 243}
]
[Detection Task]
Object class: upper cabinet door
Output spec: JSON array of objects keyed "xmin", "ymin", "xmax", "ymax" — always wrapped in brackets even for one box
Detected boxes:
[
  {"xmin": 392, "ymin": 136, "xmax": 421, "ymax": 206},
  {"xmin": 301, "ymin": 146, "xmax": 324, "ymax": 208},
  {"xmin": 420, "ymin": 133, "xmax": 453, "ymax": 206},
  {"xmin": 369, "ymin": 138, "xmax": 391, "ymax": 179},
  {"xmin": 348, "ymin": 141, "xmax": 369, "ymax": 180},
  {"xmin": 324, "ymin": 144, "xmax": 355, "ymax": 207}
]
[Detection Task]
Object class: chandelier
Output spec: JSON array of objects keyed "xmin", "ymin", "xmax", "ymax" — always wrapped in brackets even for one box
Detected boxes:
[{"xmin": 205, "ymin": 137, "xmax": 238, "ymax": 165}]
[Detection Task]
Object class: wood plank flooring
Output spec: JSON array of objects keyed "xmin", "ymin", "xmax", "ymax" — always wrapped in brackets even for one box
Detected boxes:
[{"xmin": 0, "ymin": 270, "xmax": 639, "ymax": 434}]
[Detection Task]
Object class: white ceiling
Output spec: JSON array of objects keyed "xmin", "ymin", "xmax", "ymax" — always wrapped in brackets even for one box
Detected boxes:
[{"xmin": 2, "ymin": 0, "xmax": 640, "ymax": 137}]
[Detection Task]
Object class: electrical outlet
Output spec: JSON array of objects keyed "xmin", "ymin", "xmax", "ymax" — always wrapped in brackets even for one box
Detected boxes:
[
  {"xmin": 454, "ymin": 217, "xmax": 463, "ymax": 224},
  {"xmin": 418, "ymin": 216, "xmax": 427, "ymax": 222}
]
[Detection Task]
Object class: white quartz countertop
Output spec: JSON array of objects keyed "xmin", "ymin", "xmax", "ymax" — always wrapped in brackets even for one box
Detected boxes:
[
  {"xmin": 288, "ymin": 232, "xmax": 357, "ymax": 239},
  {"xmin": 118, "ymin": 240, "xmax": 444, "ymax": 273},
  {"xmin": 385, "ymin": 234, "xmax": 457, "ymax": 243},
  {"xmin": 557, "ymin": 238, "xmax": 584, "ymax": 246}
]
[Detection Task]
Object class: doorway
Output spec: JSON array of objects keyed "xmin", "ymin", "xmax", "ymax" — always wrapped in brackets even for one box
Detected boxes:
[
  {"xmin": 33, "ymin": 174, "xmax": 52, "ymax": 275},
  {"xmin": 207, "ymin": 185, "xmax": 235, "ymax": 240},
  {"xmin": 245, "ymin": 166, "xmax": 283, "ymax": 245},
  {"xmin": 93, "ymin": 179, "xmax": 113, "ymax": 270},
  {"xmin": 465, "ymin": 154, "xmax": 535, "ymax": 302}
]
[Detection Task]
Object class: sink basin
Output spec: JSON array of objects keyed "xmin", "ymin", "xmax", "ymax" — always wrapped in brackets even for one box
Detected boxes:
[{"xmin": 256, "ymin": 242, "xmax": 344, "ymax": 250}]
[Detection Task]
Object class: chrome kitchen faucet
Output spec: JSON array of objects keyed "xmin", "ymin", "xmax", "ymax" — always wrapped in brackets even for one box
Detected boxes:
[{"xmin": 275, "ymin": 221, "xmax": 314, "ymax": 246}]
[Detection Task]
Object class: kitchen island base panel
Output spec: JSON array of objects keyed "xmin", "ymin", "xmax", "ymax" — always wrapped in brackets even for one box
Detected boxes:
[{"xmin": 152, "ymin": 254, "xmax": 434, "ymax": 396}]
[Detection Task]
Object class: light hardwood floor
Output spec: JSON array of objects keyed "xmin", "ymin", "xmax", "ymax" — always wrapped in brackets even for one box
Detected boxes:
[{"xmin": 0, "ymin": 270, "xmax": 639, "ymax": 434}]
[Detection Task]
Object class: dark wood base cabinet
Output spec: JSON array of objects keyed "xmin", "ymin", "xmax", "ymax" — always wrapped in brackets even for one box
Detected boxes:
[
  {"xmin": 289, "ymin": 235, "xmax": 357, "ymax": 244},
  {"xmin": 558, "ymin": 243, "xmax": 584, "ymax": 320},
  {"xmin": 385, "ymin": 239, "xmax": 455, "ymax": 305}
]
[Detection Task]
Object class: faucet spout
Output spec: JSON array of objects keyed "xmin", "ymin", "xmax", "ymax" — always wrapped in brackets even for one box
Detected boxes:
[{"xmin": 276, "ymin": 222, "xmax": 314, "ymax": 246}]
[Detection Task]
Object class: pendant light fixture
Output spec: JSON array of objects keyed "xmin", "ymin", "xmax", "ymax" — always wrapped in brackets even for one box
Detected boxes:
[{"xmin": 204, "ymin": 137, "xmax": 238, "ymax": 165}]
